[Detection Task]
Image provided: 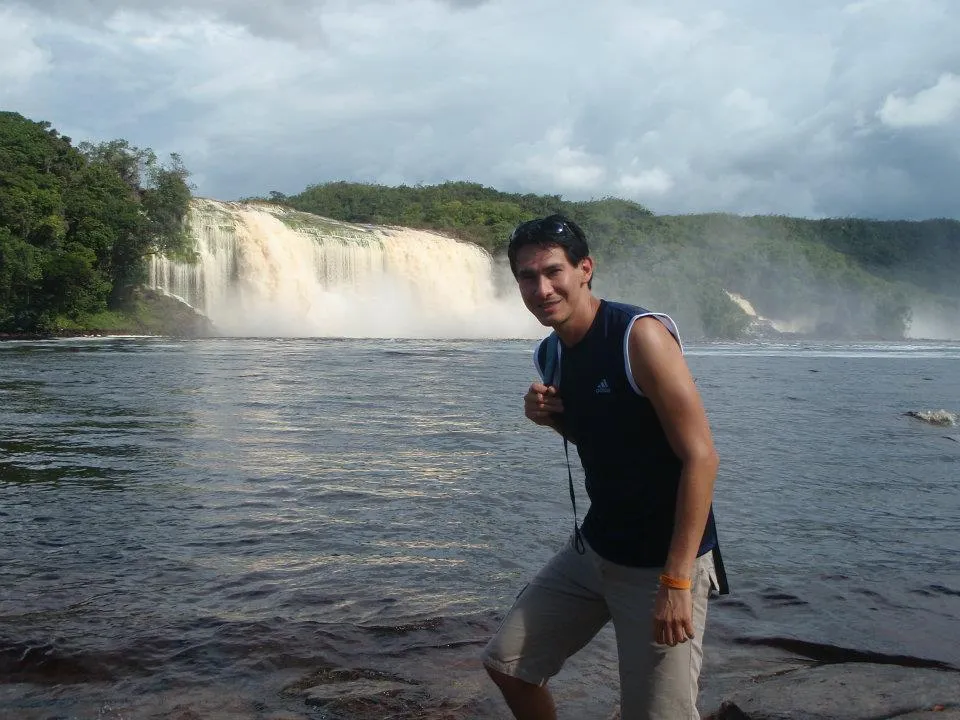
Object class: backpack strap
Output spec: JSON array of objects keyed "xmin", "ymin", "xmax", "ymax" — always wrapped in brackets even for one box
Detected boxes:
[
  {"xmin": 538, "ymin": 331, "xmax": 561, "ymax": 387},
  {"xmin": 535, "ymin": 332, "xmax": 585, "ymax": 554}
]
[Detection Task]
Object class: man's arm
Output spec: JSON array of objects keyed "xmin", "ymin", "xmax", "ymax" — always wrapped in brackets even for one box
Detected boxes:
[{"xmin": 628, "ymin": 316, "xmax": 718, "ymax": 644}]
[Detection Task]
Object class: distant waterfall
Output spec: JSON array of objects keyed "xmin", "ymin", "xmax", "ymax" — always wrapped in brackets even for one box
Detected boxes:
[{"xmin": 149, "ymin": 199, "xmax": 541, "ymax": 338}]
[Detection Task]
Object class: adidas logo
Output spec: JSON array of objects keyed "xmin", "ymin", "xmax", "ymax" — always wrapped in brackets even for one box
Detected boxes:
[{"xmin": 595, "ymin": 378, "xmax": 611, "ymax": 394}]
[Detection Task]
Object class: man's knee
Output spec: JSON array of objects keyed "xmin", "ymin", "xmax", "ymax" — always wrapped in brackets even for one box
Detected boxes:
[{"xmin": 485, "ymin": 665, "xmax": 537, "ymax": 693}]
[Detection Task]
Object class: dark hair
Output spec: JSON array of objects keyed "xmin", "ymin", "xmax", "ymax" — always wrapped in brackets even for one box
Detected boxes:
[{"xmin": 506, "ymin": 214, "xmax": 591, "ymax": 279}]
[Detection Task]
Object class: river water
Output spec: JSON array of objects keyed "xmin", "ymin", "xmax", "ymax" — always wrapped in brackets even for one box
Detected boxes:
[{"xmin": 1, "ymin": 338, "xmax": 958, "ymax": 719}]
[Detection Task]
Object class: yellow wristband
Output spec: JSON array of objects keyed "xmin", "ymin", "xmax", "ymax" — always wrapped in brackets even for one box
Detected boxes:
[{"xmin": 659, "ymin": 573, "xmax": 692, "ymax": 590}]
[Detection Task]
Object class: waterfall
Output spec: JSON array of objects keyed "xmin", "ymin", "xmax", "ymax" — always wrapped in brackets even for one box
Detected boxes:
[{"xmin": 149, "ymin": 199, "xmax": 541, "ymax": 338}]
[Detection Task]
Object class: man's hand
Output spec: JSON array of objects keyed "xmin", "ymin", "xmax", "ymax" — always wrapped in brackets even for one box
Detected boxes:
[
  {"xmin": 524, "ymin": 382, "xmax": 563, "ymax": 427},
  {"xmin": 652, "ymin": 585, "xmax": 694, "ymax": 646}
]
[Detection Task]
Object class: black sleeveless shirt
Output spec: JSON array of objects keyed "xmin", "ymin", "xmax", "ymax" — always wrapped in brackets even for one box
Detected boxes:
[{"xmin": 536, "ymin": 300, "xmax": 718, "ymax": 567}]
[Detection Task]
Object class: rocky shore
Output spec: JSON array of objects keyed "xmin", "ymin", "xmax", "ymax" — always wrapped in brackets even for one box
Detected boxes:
[
  {"xmin": 0, "ymin": 288, "xmax": 215, "ymax": 340},
  {"xmin": 705, "ymin": 662, "xmax": 959, "ymax": 719},
  {"xmin": 3, "ymin": 648, "xmax": 956, "ymax": 719},
  {"xmin": 268, "ymin": 659, "xmax": 960, "ymax": 719},
  {"xmin": 224, "ymin": 657, "xmax": 960, "ymax": 720}
]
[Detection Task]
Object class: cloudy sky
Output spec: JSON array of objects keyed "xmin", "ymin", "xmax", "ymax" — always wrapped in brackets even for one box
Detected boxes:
[{"xmin": 2, "ymin": 0, "xmax": 959, "ymax": 219}]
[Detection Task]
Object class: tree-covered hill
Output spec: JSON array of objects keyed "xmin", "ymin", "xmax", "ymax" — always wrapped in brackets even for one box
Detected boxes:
[
  {"xmin": 2, "ymin": 110, "xmax": 957, "ymax": 339},
  {"xmin": 0, "ymin": 111, "xmax": 193, "ymax": 333},
  {"xmin": 276, "ymin": 181, "xmax": 959, "ymax": 339}
]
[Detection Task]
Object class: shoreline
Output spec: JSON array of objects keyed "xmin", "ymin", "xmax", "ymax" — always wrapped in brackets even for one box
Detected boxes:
[
  {"xmin": 3, "ymin": 657, "xmax": 956, "ymax": 720},
  {"xmin": 0, "ymin": 331, "xmax": 164, "ymax": 341},
  {"xmin": 3, "ymin": 331, "xmax": 959, "ymax": 343},
  {"xmin": 703, "ymin": 660, "xmax": 959, "ymax": 720}
]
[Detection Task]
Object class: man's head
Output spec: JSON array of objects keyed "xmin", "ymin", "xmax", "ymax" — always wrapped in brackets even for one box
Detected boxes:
[
  {"xmin": 507, "ymin": 215, "xmax": 590, "ymax": 285},
  {"xmin": 507, "ymin": 215, "xmax": 595, "ymax": 328}
]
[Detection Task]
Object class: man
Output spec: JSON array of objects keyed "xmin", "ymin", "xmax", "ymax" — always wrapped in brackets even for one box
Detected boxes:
[{"xmin": 482, "ymin": 215, "xmax": 727, "ymax": 720}]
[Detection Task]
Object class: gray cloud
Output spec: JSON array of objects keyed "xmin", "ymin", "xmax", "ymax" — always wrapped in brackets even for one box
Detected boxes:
[
  {"xmin": 8, "ymin": 0, "xmax": 326, "ymax": 40},
  {"xmin": 436, "ymin": 0, "xmax": 489, "ymax": 7},
  {"xmin": 2, "ymin": 0, "xmax": 959, "ymax": 219}
]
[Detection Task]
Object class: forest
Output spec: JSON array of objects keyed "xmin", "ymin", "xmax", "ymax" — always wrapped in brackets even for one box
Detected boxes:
[
  {"xmin": 0, "ymin": 111, "xmax": 193, "ymax": 334},
  {"xmin": 2, "ymin": 111, "xmax": 957, "ymax": 339}
]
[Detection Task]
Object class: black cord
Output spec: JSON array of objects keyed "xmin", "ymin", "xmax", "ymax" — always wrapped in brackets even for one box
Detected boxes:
[{"xmin": 563, "ymin": 436, "xmax": 585, "ymax": 554}]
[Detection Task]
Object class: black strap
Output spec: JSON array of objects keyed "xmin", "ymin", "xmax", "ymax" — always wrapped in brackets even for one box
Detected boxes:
[
  {"xmin": 546, "ymin": 333, "xmax": 583, "ymax": 554},
  {"xmin": 563, "ymin": 437, "xmax": 585, "ymax": 554}
]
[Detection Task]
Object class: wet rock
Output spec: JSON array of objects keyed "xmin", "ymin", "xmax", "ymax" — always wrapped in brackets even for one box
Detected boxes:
[
  {"xmin": 162, "ymin": 710, "xmax": 203, "ymax": 720},
  {"xmin": 282, "ymin": 665, "xmax": 479, "ymax": 719},
  {"xmin": 713, "ymin": 663, "xmax": 960, "ymax": 720},
  {"xmin": 905, "ymin": 410, "xmax": 957, "ymax": 427},
  {"xmin": 130, "ymin": 287, "xmax": 218, "ymax": 337},
  {"xmin": 303, "ymin": 678, "xmax": 416, "ymax": 704},
  {"xmin": 705, "ymin": 702, "xmax": 753, "ymax": 720}
]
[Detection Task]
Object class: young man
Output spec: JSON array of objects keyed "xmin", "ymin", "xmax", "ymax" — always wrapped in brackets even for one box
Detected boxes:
[{"xmin": 482, "ymin": 215, "xmax": 727, "ymax": 720}]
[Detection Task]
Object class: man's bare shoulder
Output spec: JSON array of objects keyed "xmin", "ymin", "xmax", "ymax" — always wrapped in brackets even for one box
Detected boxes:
[{"xmin": 630, "ymin": 315, "xmax": 682, "ymax": 357}]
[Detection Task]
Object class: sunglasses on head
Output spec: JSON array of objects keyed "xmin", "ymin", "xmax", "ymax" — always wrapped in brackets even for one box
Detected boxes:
[{"xmin": 509, "ymin": 218, "xmax": 576, "ymax": 243}]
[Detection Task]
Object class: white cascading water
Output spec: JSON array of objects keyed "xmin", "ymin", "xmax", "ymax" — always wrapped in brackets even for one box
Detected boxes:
[{"xmin": 148, "ymin": 199, "xmax": 542, "ymax": 338}]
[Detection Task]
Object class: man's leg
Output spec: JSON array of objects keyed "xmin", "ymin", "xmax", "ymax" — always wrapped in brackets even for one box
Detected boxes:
[
  {"xmin": 605, "ymin": 553, "xmax": 714, "ymax": 720},
  {"xmin": 482, "ymin": 536, "xmax": 611, "ymax": 720},
  {"xmin": 485, "ymin": 668, "xmax": 557, "ymax": 720}
]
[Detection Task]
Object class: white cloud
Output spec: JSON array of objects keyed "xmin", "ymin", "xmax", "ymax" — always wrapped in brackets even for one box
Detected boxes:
[
  {"xmin": 722, "ymin": 88, "xmax": 776, "ymax": 131},
  {"xmin": 505, "ymin": 126, "xmax": 606, "ymax": 192},
  {"xmin": 0, "ymin": 8, "xmax": 49, "ymax": 89},
  {"xmin": 2, "ymin": 0, "xmax": 959, "ymax": 219},
  {"xmin": 877, "ymin": 73, "xmax": 960, "ymax": 128},
  {"xmin": 843, "ymin": 0, "xmax": 897, "ymax": 15},
  {"xmin": 618, "ymin": 168, "xmax": 674, "ymax": 197}
]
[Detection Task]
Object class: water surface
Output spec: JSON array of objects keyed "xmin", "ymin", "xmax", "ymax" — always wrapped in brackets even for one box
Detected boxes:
[{"xmin": 1, "ymin": 338, "xmax": 958, "ymax": 718}]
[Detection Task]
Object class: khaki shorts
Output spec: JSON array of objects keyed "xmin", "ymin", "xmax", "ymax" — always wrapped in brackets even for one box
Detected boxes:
[{"xmin": 482, "ymin": 535, "xmax": 716, "ymax": 720}]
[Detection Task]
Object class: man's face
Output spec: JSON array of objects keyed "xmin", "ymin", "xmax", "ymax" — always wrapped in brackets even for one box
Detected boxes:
[{"xmin": 514, "ymin": 244, "xmax": 593, "ymax": 327}]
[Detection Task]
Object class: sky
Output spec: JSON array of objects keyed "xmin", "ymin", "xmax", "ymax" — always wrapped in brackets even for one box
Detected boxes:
[{"xmin": 2, "ymin": 0, "xmax": 959, "ymax": 220}]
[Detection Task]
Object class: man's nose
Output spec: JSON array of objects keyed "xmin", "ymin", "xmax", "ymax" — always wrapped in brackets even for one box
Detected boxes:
[{"xmin": 534, "ymin": 276, "xmax": 552, "ymax": 298}]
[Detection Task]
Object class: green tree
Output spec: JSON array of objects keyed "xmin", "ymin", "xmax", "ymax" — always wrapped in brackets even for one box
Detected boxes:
[
  {"xmin": 141, "ymin": 153, "xmax": 193, "ymax": 258},
  {"xmin": 0, "ymin": 226, "xmax": 43, "ymax": 328},
  {"xmin": 0, "ymin": 112, "xmax": 193, "ymax": 331},
  {"xmin": 78, "ymin": 140, "xmax": 194, "ymax": 301}
]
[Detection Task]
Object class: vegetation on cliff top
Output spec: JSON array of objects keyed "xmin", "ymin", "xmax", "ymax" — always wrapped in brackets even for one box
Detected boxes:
[{"xmin": 3, "ymin": 110, "xmax": 957, "ymax": 339}]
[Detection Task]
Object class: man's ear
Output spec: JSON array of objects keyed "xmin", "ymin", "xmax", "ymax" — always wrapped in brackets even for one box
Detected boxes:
[{"xmin": 580, "ymin": 256, "xmax": 595, "ymax": 285}]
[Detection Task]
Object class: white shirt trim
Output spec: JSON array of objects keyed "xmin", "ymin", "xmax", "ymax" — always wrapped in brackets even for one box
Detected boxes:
[{"xmin": 623, "ymin": 313, "xmax": 683, "ymax": 396}]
